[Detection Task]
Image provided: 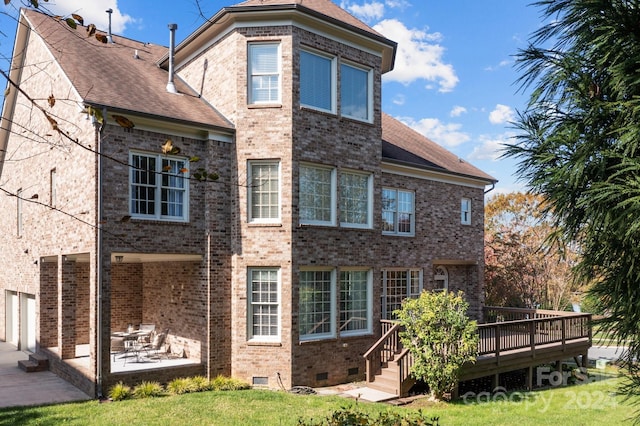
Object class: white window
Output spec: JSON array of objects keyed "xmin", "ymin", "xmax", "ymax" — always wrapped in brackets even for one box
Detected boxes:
[
  {"xmin": 340, "ymin": 62, "xmax": 372, "ymax": 122},
  {"xmin": 248, "ymin": 161, "xmax": 280, "ymax": 223},
  {"xmin": 299, "ymin": 164, "xmax": 336, "ymax": 226},
  {"xmin": 300, "ymin": 49, "xmax": 336, "ymax": 113},
  {"xmin": 339, "ymin": 269, "xmax": 372, "ymax": 336},
  {"xmin": 299, "ymin": 269, "xmax": 336, "ymax": 340},
  {"xmin": 381, "ymin": 269, "xmax": 423, "ymax": 320},
  {"xmin": 339, "ymin": 170, "xmax": 372, "ymax": 228},
  {"xmin": 130, "ymin": 152, "xmax": 189, "ymax": 221},
  {"xmin": 50, "ymin": 168, "xmax": 57, "ymax": 207},
  {"xmin": 461, "ymin": 197, "xmax": 471, "ymax": 225},
  {"xmin": 382, "ymin": 188, "xmax": 415, "ymax": 235},
  {"xmin": 248, "ymin": 268, "xmax": 280, "ymax": 341},
  {"xmin": 16, "ymin": 188, "xmax": 22, "ymax": 237},
  {"xmin": 434, "ymin": 265, "xmax": 449, "ymax": 291},
  {"xmin": 248, "ymin": 43, "xmax": 280, "ymax": 104}
]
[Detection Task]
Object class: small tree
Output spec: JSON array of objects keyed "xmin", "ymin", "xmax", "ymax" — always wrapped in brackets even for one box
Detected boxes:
[{"xmin": 395, "ymin": 291, "xmax": 478, "ymax": 400}]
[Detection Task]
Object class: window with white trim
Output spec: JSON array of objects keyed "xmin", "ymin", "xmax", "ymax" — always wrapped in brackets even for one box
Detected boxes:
[
  {"xmin": 382, "ymin": 188, "xmax": 415, "ymax": 235},
  {"xmin": 299, "ymin": 164, "xmax": 336, "ymax": 226},
  {"xmin": 299, "ymin": 269, "xmax": 336, "ymax": 340},
  {"xmin": 248, "ymin": 268, "xmax": 280, "ymax": 341},
  {"xmin": 248, "ymin": 43, "xmax": 280, "ymax": 104},
  {"xmin": 339, "ymin": 269, "xmax": 372, "ymax": 336},
  {"xmin": 434, "ymin": 265, "xmax": 449, "ymax": 291},
  {"xmin": 300, "ymin": 49, "xmax": 335, "ymax": 112},
  {"xmin": 130, "ymin": 152, "xmax": 189, "ymax": 221},
  {"xmin": 381, "ymin": 269, "xmax": 423, "ymax": 320},
  {"xmin": 248, "ymin": 161, "xmax": 280, "ymax": 223},
  {"xmin": 461, "ymin": 197, "xmax": 471, "ymax": 225},
  {"xmin": 340, "ymin": 62, "xmax": 372, "ymax": 122},
  {"xmin": 339, "ymin": 170, "xmax": 372, "ymax": 228}
]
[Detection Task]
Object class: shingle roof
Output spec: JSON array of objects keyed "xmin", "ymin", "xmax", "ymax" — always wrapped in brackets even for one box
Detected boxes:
[
  {"xmin": 232, "ymin": 0, "xmax": 384, "ymax": 39},
  {"xmin": 382, "ymin": 113, "xmax": 497, "ymax": 183},
  {"xmin": 22, "ymin": 9, "xmax": 233, "ymax": 132}
]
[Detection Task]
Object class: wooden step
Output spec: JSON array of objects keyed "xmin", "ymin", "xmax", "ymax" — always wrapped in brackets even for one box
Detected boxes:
[{"xmin": 18, "ymin": 353, "xmax": 49, "ymax": 372}]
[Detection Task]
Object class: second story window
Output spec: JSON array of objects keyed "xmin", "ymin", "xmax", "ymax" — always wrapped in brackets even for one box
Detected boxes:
[
  {"xmin": 248, "ymin": 160, "xmax": 280, "ymax": 223},
  {"xmin": 461, "ymin": 197, "xmax": 471, "ymax": 225},
  {"xmin": 340, "ymin": 62, "xmax": 372, "ymax": 122},
  {"xmin": 300, "ymin": 49, "xmax": 335, "ymax": 113},
  {"xmin": 130, "ymin": 152, "xmax": 189, "ymax": 222},
  {"xmin": 299, "ymin": 164, "xmax": 336, "ymax": 226},
  {"xmin": 382, "ymin": 188, "xmax": 415, "ymax": 236},
  {"xmin": 339, "ymin": 170, "xmax": 372, "ymax": 228},
  {"xmin": 248, "ymin": 43, "xmax": 281, "ymax": 104}
]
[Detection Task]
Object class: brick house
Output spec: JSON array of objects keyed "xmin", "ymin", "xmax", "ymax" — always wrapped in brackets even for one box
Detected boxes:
[{"xmin": 0, "ymin": 0, "xmax": 495, "ymax": 397}]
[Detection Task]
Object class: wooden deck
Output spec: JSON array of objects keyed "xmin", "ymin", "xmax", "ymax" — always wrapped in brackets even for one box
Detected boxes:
[{"xmin": 364, "ymin": 307, "xmax": 592, "ymax": 396}]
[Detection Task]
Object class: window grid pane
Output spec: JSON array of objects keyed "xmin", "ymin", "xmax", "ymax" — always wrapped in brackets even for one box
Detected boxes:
[
  {"xmin": 250, "ymin": 269, "xmax": 279, "ymax": 338},
  {"xmin": 250, "ymin": 44, "xmax": 279, "ymax": 103},
  {"xmin": 161, "ymin": 158, "xmax": 186, "ymax": 218},
  {"xmin": 299, "ymin": 271, "xmax": 333, "ymax": 337},
  {"xmin": 250, "ymin": 163, "xmax": 279, "ymax": 220},
  {"xmin": 131, "ymin": 155, "xmax": 157, "ymax": 216},
  {"xmin": 381, "ymin": 189, "xmax": 397, "ymax": 232},
  {"xmin": 300, "ymin": 166, "xmax": 333, "ymax": 223},
  {"xmin": 341, "ymin": 63, "xmax": 368, "ymax": 120},
  {"xmin": 382, "ymin": 189, "xmax": 414, "ymax": 234},
  {"xmin": 300, "ymin": 51, "xmax": 332, "ymax": 110},
  {"xmin": 383, "ymin": 270, "xmax": 407, "ymax": 320},
  {"xmin": 340, "ymin": 270, "xmax": 369, "ymax": 333},
  {"xmin": 340, "ymin": 172, "xmax": 369, "ymax": 225}
]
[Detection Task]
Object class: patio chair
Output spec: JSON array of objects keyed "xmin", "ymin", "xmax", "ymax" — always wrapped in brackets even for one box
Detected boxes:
[
  {"xmin": 141, "ymin": 328, "xmax": 169, "ymax": 359},
  {"xmin": 110, "ymin": 336, "xmax": 125, "ymax": 362},
  {"xmin": 138, "ymin": 323, "xmax": 156, "ymax": 343}
]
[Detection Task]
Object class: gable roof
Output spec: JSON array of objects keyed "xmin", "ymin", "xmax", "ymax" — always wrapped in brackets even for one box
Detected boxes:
[
  {"xmin": 382, "ymin": 113, "xmax": 497, "ymax": 184},
  {"xmin": 21, "ymin": 9, "xmax": 233, "ymax": 133}
]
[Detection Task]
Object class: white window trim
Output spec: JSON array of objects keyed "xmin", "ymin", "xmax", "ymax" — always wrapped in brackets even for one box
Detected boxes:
[
  {"xmin": 382, "ymin": 188, "xmax": 415, "ymax": 236},
  {"xmin": 129, "ymin": 151, "xmax": 190, "ymax": 222},
  {"xmin": 248, "ymin": 267, "xmax": 281, "ymax": 343},
  {"xmin": 248, "ymin": 42, "xmax": 281, "ymax": 105},
  {"xmin": 461, "ymin": 197, "xmax": 471, "ymax": 225},
  {"xmin": 434, "ymin": 265, "xmax": 449, "ymax": 292},
  {"xmin": 248, "ymin": 160, "xmax": 281, "ymax": 224},
  {"xmin": 339, "ymin": 170, "xmax": 373, "ymax": 229},
  {"xmin": 300, "ymin": 48, "xmax": 337, "ymax": 114},
  {"xmin": 299, "ymin": 163, "xmax": 337, "ymax": 227},
  {"xmin": 339, "ymin": 268, "xmax": 373, "ymax": 337},
  {"xmin": 340, "ymin": 60, "xmax": 373, "ymax": 123},
  {"xmin": 299, "ymin": 268, "xmax": 336, "ymax": 341}
]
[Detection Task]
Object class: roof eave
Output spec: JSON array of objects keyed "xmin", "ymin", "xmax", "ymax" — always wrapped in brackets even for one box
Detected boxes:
[{"xmin": 382, "ymin": 158, "xmax": 498, "ymax": 187}]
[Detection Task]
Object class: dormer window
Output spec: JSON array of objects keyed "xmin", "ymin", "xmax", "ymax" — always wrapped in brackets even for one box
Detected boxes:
[{"xmin": 248, "ymin": 43, "xmax": 281, "ymax": 104}]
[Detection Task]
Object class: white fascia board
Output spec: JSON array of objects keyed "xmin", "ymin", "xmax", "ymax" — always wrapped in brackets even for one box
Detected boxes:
[{"xmin": 381, "ymin": 161, "xmax": 491, "ymax": 190}]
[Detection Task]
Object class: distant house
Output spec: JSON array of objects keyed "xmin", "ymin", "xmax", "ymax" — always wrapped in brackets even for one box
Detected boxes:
[{"xmin": 0, "ymin": 0, "xmax": 496, "ymax": 397}]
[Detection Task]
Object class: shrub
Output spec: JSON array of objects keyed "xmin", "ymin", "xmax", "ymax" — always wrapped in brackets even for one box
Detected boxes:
[
  {"xmin": 395, "ymin": 290, "xmax": 479, "ymax": 400},
  {"xmin": 211, "ymin": 375, "xmax": 250, "ymax": 391},
  {"xmin": 132, "ymin": 381, "xmax": 165, "ymax": 399},
  {"xmin": 108, "ymin": 382, "xmax": 132, "ymax": 401},
  {"xmin": 297, "ymin": 406, "xmax": 439, "ymax": 426},
  {"xmin": 189, "ymin": 375, "xmax": 212, "ymax": 392},
  {"xmin": 167, "ymin": 377, "xmax": 192, "ymax": 395}
]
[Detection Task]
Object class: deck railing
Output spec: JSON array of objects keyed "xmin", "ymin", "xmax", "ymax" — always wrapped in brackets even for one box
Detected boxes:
[{"xmin": 365, "ymin": 307, "xmax": 592, "ymax": 395}]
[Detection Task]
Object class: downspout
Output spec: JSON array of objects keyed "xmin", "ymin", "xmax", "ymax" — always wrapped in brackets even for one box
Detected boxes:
[
  {"xmin": 94, "ymin": 108, "xmax": 107, "ymax": 398},
  {"xmin": 484, "ymin": 183, "xmax": 495, "ymax": 195},
  {"xmin": 166, "ymin": 24, "xmax": 178, "ymax": 94},
  {"xmin": 207, "ymin": 232, "xmax": 211, "ymax": 381}
]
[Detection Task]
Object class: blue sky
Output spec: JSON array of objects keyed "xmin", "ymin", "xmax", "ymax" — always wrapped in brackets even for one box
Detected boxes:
[{"xmin": 0, "ymin": 0, "xmax": 548, "ymax": 194}]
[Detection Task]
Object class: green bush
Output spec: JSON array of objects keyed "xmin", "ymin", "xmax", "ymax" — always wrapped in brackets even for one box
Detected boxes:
[
  {"xmin": 297, "ymin": 406, "xmax": 439, "ymax": 426},
  {"xmin": 108, "ymin": 382, "xmax": 132, "ymax": 401},
  {"xmin": 189, "ymin": 375, "xmax": 212, "ymax": 392},
  {"xmin": 395, "ymin": 290, "xmax": 478, "ymax": 400},
  {"xmin": 132, "ymin": 381, "xmax": 165, "ymax": 399},
  {"xmin": 166, "ymin": 377, "xmax": 192, "ymax": 395},
  {"xmin": 211, "ymin": 375, "xmax": 250, "ymax": 391}
]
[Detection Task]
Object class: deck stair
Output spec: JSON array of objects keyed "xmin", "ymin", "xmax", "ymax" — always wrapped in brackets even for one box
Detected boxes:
[{"xmin": 18, "ymin": 353, "xmax": 49, "ymax": 372}]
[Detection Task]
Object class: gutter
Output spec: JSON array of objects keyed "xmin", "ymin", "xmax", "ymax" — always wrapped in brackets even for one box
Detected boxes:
[{"xmin": 94, "ymin": 107, "xmax": 106, "ymax": 399}]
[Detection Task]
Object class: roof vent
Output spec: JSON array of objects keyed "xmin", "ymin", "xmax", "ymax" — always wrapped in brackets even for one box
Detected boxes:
[
  {"xmin": 166, "ymin": 23, "xmax": 178, "ymax": 94},
  {"xmin": 106, "ymin": 9, "xmax": 114, "ymax": 44}
]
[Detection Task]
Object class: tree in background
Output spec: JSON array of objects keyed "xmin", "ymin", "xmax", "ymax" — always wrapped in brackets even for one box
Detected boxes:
[
  {"xmin": 395, "ymin": 291, "xmax": 478, "ymax": 400},
  {"xmin": 506, "ymin": 0, "xmax": 640, "ymax": 393},
  {"xmin": 484, "ymin": 192, "xmax": 580, "ymax": 310}
]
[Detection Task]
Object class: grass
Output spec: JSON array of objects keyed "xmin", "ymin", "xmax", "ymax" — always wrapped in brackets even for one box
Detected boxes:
[
  {"xmin": 0, "ymin": 368, "xmax": 637, "ymax": 425},
  {"xmin": 591, "ymin": 324, "xmax": 631, "ymax": 347}
]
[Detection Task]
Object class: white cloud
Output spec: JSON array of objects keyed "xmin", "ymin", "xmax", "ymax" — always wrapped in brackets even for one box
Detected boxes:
[
  {"xmin": 392, "ymin": 94, "xmax": 406, "ymax": 105},
  {"xmin": 489, "ymin": 104, "xmax": 515, "ymax": 124},
  {"xmin": 341, "ymin": 1, "xmax": 385, "ymax": 22},
  {"xmin": 374, "ymin": 19, "xmax": 458, "ymax": 92},
  {"xmin": 399, "ymin": 116, "xmax": 470, "ymax": 147},
  {"xmin": 484, "ymin": 59, "xmax": 512, "ymax": 72},
  {"xmin": 468, "ymin": 133, "xmax": 515, "ymax": 161},
  {"xmin": 450, "ymin": 106, "xmax": 467, "ymax": 117},
  {"xmin": 41, "ymin": 1, "xmax": 135, "ymax": 34}
]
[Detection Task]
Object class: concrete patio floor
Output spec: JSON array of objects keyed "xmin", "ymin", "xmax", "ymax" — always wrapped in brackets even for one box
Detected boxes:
[{"xmin": 0, "ymin": 341, "xmax": 90, "ymax": 409}]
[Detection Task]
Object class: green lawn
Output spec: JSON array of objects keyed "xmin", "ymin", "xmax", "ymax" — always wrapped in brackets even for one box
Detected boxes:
[{"xmin": 0, "ymin": 369, "xmax": 637, "ymax": 425}]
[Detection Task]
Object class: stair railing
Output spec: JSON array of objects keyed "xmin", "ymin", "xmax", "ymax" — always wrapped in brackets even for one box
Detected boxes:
[{"xmin": 363, "ymin": 320, "xmax": 401, "ymax": 382}]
